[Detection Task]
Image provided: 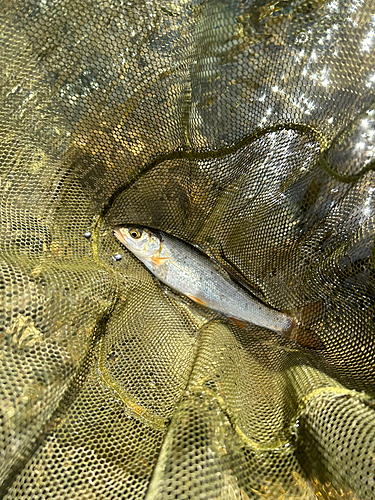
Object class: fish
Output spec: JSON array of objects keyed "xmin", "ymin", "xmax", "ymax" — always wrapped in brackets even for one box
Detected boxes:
[{"xmin": 114, "ymin": 225, "xmax": 324, "ymax": 347}]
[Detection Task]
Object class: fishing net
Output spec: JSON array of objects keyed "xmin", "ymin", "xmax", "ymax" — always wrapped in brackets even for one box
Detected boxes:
[{"xmin": 1, "ymin": 0, "xmax": 375, "ymax": 498}]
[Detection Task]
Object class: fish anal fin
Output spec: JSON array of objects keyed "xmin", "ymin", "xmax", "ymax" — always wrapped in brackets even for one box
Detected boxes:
[
  {"xmin": 187, "ymin": 294, "xmax": 207, "ymax": 306},
  {"xmin": 229, "ymin": 317, "xmax": 248, "ymax": 329}
]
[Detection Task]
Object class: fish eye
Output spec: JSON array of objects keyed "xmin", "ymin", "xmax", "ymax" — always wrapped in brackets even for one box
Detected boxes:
[{"xmin": 129, "ymin": 228, "xmax": 142, "ymax": 239}]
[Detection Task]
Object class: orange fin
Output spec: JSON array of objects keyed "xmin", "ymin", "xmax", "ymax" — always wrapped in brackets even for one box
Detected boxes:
[
  {"xmin": 286, "ymin": 328, "xmax": 325, "ymax": 349},
  {"xmin": 187, "ymin": 294, "xmax": 207, "ymax": 306},
  {"xmin": 286, "ymin": 301, "xmax": 326, "ymax": 349},
  {"xmin": 229, "ymin": 317, "xmax": 248, "ymax": 329},
  {"xmin": 150, "ymin": 255, "xmax": 171, "ymax": 265}
]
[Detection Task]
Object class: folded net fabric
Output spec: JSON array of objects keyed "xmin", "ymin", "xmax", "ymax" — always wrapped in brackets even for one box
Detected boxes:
[{"xmin": 0, "ymin": 1, "xmax": 374, "ymax": 498}]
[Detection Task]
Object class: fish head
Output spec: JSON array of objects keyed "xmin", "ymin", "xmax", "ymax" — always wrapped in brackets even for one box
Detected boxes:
[{"xmin": 113, "ymin": 225, "xmax": 161, "ymax": 258}]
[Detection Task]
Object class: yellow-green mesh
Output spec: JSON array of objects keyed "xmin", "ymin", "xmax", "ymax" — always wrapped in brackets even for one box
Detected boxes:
[{"xmin": 0, "ymin": 1, "xmax": 375, "ymax": 498}]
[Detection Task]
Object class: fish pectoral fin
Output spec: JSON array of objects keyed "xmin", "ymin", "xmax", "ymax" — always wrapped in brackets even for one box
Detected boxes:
[
  {"xmin": 187, "ymin": 294, "xmax": 207, "ymax": 306},
  {"xmin": 150, "ymin": 255, "xmax": 171, "ymax": 265},
  {"xmin": 228, "ymin": 317, "xmax": 248, "ymax": 329}
]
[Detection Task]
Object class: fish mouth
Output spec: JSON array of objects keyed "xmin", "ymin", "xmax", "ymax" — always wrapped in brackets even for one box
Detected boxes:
[{"xmin": 113, "ymin": 226, "xmax": 127, "ymax": 246}]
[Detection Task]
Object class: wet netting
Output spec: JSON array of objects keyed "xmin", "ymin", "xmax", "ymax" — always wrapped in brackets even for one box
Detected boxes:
[{"xmin": 1, "ymin": 0, "xmax": 375, "ymax": 498}]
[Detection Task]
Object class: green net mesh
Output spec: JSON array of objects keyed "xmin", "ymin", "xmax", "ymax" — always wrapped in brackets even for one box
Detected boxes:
[{"xmin": 1, "ymin": 0, "xmax": 375, "ymax": 498}]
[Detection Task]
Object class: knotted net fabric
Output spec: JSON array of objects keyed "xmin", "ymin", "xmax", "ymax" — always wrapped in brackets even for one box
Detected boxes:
[{"xmin": 1, "ymin": 0, "xmax": 375, "ymax": 498}]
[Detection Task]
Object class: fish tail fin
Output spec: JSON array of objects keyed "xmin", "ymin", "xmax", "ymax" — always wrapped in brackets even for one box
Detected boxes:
[{"xmin": 285, "ymin": 301, "xmax": 326, "ymax": 349}]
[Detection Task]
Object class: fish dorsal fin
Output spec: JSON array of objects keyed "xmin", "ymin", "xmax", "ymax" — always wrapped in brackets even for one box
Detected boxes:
[{"xmin": 206, "ymin": 244, "xmax": 269, "ymax": 306}]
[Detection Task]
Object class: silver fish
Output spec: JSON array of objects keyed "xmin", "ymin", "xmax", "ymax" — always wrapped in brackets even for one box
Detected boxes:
[{"xmin": 113, "ymin": 225, "xmax": 301, "ymax": 335}]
